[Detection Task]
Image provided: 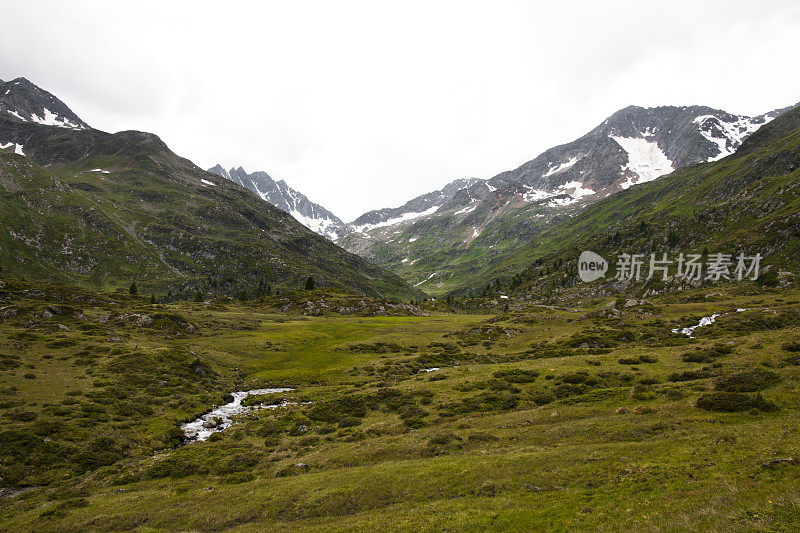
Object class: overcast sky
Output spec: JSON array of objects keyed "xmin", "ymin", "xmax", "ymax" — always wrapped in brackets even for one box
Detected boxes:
[{"xmin": 2, "ymin": 1, "xmax": 799, "ymax": 220}]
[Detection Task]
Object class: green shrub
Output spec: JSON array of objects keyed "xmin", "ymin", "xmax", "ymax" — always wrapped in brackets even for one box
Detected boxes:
[
  {"xmin": 682, "ymin": 343, "xmax": 734, "ymax": 363},
  {"xmin": 0, "ymin": 353, "xmax": 22, "ymax": 371},
  {"xmin": 668, "ymin": 369, "xmax": 713, "ymax": 382},
  {"xmin": 306, "ymin": 395, "xmax": 366, "ymax": 423},
  {"xmin": 338, "ymin": 416, "xmax": 362, "ymax": 428},
  {"xmin": 696, "ymin": 392, "xmax": 778, "ymax": 412},
  {"xmin": 492, "ymin": 369, "xmax": 539, "ymax": 383},
  {"xmin": 714, "ymin": 368, "xmax": 780, "ymax": 392}
]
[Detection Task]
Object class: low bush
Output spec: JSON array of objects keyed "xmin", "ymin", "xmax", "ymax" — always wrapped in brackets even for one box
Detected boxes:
[
  {"xmin": 493, "ymin": 369, "xmax": 539, "ymax": 383},
  {"xmin": 714, "ymin": 368, "xmax": 780, "ymax": 392},
  {"xmin": 696, "ymin": 392, "xmax": 778, "ymax": 412},
  {"xmin": 668, "ymin": 369, "xmax": 713, "ymax": 382},
  {"xmin": 681, "ymin": 343, "xmax": 734, "ymax": 363}
]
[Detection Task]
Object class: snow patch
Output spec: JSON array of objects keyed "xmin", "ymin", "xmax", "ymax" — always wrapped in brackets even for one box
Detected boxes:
[
  {"xmin": 353, "ymin": 205, "xmax": 440, "ymax": 233},
  {"xmin": 610, "ymin": 135, "xmax": 674, "ymax": 189},
  {"xmin": 543, "ymin": 156, "xmax": 580, "ymax": 177},
  {"xmin": 7, "ymin": 110, "xmax": 26, "ymax": 121},
  {"xmin": 455, "ymin": 204, "xmax": 477, "ymax": 215},
  {"xmin": 541, "ymin": 181, "xmax": 596, "ymax": 207},
  {"xmin": 0, "ymin": 141, "xmax": 25, "ymax": 156},
  {"xmin": 414, "ymin": 272, "xmax": 437, "ymax": 287},
  {"xmin": 29, "ymin": 107, "xmax": 85, "ymax": 129},
  {"xmin": 290, "ymin": 209, "xmax": 339, "ymax": 239},
  {"xmin": 558, "ymin": 181, "xmax": 595, "ymax": 201},
  {"xmin": 523, "ymin": 186, "xmax": 552, "ymax": 202},
  {"xmin": 200, "ymin": 179, "xmax": 216, "ymax": 186},
  {"xmin": 694, "ymin": 114, "xmax": 770, "ymax": 161}
]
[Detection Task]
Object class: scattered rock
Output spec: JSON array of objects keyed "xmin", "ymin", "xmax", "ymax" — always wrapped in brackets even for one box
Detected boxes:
[
  {"xmin": 21, "ymin": 289, "xmax": 45, "ymax": 299},
  {"xmin": 134, "ymin": 314, "xmax": 153, "ymax": 327}
]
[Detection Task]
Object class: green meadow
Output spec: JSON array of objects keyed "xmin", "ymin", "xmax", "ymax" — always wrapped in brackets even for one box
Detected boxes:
[{"xmin": 1, "ymin": 278, "xmax": 799, "ymax": 531}]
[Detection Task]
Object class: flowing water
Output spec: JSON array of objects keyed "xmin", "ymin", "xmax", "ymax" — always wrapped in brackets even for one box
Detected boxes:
[
  {"xmin": 182, "ymin": 388, "xmax": 294, "ymax": 442},
  {"xmin": 671, "ymin": 308, "xmax": 750, "ymax": 338}
]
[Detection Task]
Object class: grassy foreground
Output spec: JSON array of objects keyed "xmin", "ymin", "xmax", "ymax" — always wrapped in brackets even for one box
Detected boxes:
[{"xmin": 1, "ymin": 279, "xmax": 799, "ymax": 531}]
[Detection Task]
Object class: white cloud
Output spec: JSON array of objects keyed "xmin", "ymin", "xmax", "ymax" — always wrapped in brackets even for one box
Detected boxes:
[{"xmin": 1, "ymin": 0, "xmax": 799, "ymax": 220}]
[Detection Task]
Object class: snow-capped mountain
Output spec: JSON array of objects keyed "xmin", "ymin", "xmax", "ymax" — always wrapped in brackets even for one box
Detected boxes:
[
  {"xmin": 448, "ymin": 104, "xmax": 790, "ymax": 211},
  {"xmin": 348, "ymin": 178, "xmax": 482, "ymax": 233},
  {"xmin": 346, "ymin": 104, "xmax": 789, "ymax": 232},
  {"xmin": 0, "ymin": 77, "xmax": 90, "ymax": 130},
  {"xmin": 208, "ymin": 165, "xmax": 347, "ymax": 240},
  {"xmin": 337, "ymin": 102, "xmax": 794, "ymax": 292}
]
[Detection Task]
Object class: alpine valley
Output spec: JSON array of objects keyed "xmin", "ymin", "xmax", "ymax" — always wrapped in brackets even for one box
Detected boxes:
[{"xmin": 2, "ymin": 73, "xmax": 800, "ymax": 533}]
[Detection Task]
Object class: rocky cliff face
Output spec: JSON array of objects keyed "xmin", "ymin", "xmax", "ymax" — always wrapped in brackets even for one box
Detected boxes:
[
  {"xmin": 0, "ymin": 77, "xmax": 90, "ymax": 130},
  {"xmin": 208, "ymin": 165, "xmax": 347, "ymax": 240}
]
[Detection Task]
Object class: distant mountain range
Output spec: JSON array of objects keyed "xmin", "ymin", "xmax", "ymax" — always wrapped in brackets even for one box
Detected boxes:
[
  {"xmin": 3, "ymin": 74, "xmax": 796, "ymax": 301},
  {"xmin": 207, "ymin": 165, "xmax": 347, "ymax": 240},
  {"xmin": 336, "ymin": 102, "xmax": 793, "ymax": 294},
  {"xmin": 0, "ymin": 77, "xmax": 422, "ymax": 300}
]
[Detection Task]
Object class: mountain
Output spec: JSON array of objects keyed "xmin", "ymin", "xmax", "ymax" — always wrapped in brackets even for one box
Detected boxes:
[
  {"xmin": 0, "ymin": 77, "xmax": 90, "ymax": 129},
  {"xmin": 207, "ymin": 165, "xmax": 346, "ymax": 240},
  {"xmin": 474, "ymin": 102, "xmax": 800, "ymax": 299},
  {"xmin": 348, "ymin": 177, "xmax": 482, "ymax": 232},
  {"xmin": 337, "ymin": 103, "xmax": 792, "ymax": 295},
  {"xmin": 0, "ymin": 77, "xmax": 422, "ymax": 300}
]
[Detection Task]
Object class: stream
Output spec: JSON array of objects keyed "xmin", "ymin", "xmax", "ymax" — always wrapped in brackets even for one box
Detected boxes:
[
  {"xmin": 671, "ymin": 308, "xmax": 749, "ymax": 338},
  {"xmin": 182, "ymin": 388, "xmax": 293, "ymax": 442}
]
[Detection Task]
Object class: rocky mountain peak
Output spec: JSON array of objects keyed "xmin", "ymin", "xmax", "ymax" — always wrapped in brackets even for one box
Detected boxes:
[
  {"xmin": 0, "ymin": 77, "xmax": 90, "ymax": 130},
  {"xmin": 208, "ymin": 164, "xmax": 346, "ymax": 240}
]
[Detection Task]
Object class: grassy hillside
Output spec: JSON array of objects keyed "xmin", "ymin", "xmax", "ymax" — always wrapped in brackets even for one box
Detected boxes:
[
  {"xmin": 338, "ymin": 196, "xmax": 574, "ymax": 296},
  {"xmin": 0, "ymin": 276, "xmax": 799, "ymax": 530},
  {"xmin": 0, "ymin": 119, "xmax": 422, "ymax": 301}
]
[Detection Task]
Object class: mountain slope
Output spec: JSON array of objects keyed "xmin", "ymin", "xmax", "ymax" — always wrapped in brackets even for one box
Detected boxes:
[
  {"xmin": 0, "ymin": 78, "xmax": 422, "ymax": 300},
  {"xmin": 348, "ymin": 177, "xmax": 482, "ymax": 232},
  {"xmin": 0, "ymin": 77, "xmax": 89, "ymax": 129},
  {"xmin": 338, "ymin": 103, "xmax": 792, "ymax": 294},
  {"xmin": 478, "ymin": 103, "xmax": 800, "ymax": 299},
  {"xmin": 208, "ymin": 165, "xmax": 347, "ymax": 240}
]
